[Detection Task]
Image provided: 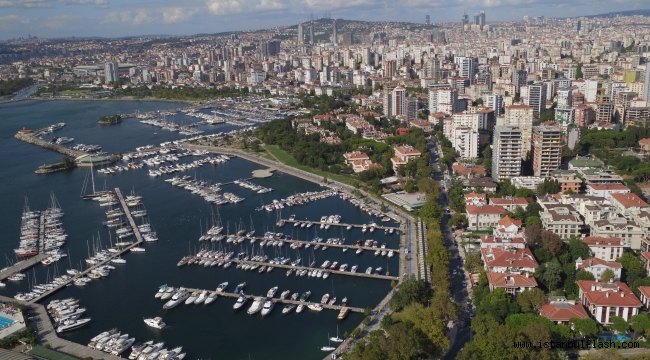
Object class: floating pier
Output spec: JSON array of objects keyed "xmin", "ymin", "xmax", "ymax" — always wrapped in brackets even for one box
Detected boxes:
[
  {"xmin": 26, "ymin": 189, "xmax": 145, "ymax": 303},
  {"xmin": 0, "ymin": 255, "xmax": 47, "ymax": 281},
  {"xmin": 182, "ymin": 287, "xmax": 364, "ymax": 314},
  {"xmin": 282, "ymin": 219, "xmax": 400, "ymax": 231}
]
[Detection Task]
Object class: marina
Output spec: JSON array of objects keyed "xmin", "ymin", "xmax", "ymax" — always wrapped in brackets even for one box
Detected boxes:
[{"xmin": 2, "ymin": 100, "xmax": 400, "ymax": 360}]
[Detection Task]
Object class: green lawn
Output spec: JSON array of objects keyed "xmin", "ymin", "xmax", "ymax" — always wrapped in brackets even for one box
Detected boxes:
[
  {"xmin": 263, "ymin": 145, "xmax": 357, "ymax": 185},
  {"xmin": 59, "ymin": 89, "xmax": 90, "ymax": 96}
]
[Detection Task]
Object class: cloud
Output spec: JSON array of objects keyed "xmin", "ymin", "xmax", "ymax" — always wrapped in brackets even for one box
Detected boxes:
[
  {"xmin": 44, "ymin": 14, "xmax": 82, "ymax": 28},
  {"xmin": 0, "ymin": 14, "xmax": 30, "ymax": 29},
  {"xmin": 103, "ymin": 8, "xmax": 153, "ymax": 25},
  {"xmin": 65, "ymin": 0, "xmax": 109, "ymax": 8},
  {"xmin": 0, "ymin": 0, "xmax": 54, "ymax": 8},
  {"xmin": 162, "ymin": 7, "xmax": 197, "ymax": 23}
]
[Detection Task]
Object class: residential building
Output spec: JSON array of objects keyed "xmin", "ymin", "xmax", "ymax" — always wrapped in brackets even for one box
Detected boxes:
[
  {"xmin": 640, "ymin": 252, "xmax": 650, "ymax": 276},
  {"xmin": 638, "ymin": 286, "xmax": 650, "ymax": 309},
  {"xmin": 512, "ymin": 69, "xmax": 528, "ymax": 94},
  {"xmin": 586, "ymin": 184, "xmax": 631, "ymax": 200},
  {"xmin": 406, "ymin": 97, "xmax": 418, "ymax": 121},
  {"xmin": 390, "ymin": 145, "xmax": 421, "ymax": 173},
  {"xmin": 486, "ymin": 94, "xmax": 504, "ymax": 116},
  {"xmin": 390, "ymin": 87, "xmax": 406, "ymax": 118},
  {"xmin": 409, "ymin": 120, "xmax": 435, "ymax": 132},
  {"xmin": 428, "ymin": 87, "xmax": 459, "ymax": 114},
  {"xmin": 589, "ymin": 219, "xmax": 643, "ymax": 250},
  {"xmin": 511, "ymin": 176, "xmax": 545, "ymax": 191},
  {"xmin": 488, "ymin": 197, "xmax": 529, "ymax": 212},
  {"xmin": 104, "ymin": 62, "xmax": 119, "ymax": 84},
  {"xmin": 464, "ymin": 192, "xmax": 487, "ymax": 206},
  {"xmin": 528, "ymin": 83, "xmax": 547, "ymax": 114},
  {"xmin": 540, "ymin": 296, "xmax": 590, "ymax": 325},
  {"xmin": 487, "ymin": 272, "xmax": 538, "ymax": 296},
  {"xmin": 451, "ymin": 164, "xmax": 486, "ymax": 178},
  {"xmin": 610, "ymin": 192, "xmax": 649, "ymax": 216},
  {"xmin": 481, "ymin": 247, "xmax": 539, "ymax": 273},
  {"xmin": 532, "ymin": 126, "xmax": 562, "ymax": 177},
  {"xmin": 492, "ymin": 126, "xmax": 522, "ymax": 182},
  {"xmin": 466, "ymin": 204, "xmax": 506, "ymax": 230},
  {"xmin": 551, "ymin": 171, "xmax": 583, "ymax": 193},
  {"xmin": 583, "ymin": 236, "xmax": 626, "ymax": 261},
  {"xmin": 539, "ymin": 203, "xmax": 584, "ymax": 239},
  {"xmin": 504, "ymin": 105, "xmax": 534, "ymax": 159},
  {"xmin": 453, "ymin": 127, "xmax": 479, "ymax": 159},
  {"xmin": 575, "ymin": 257, "xmax": 622, "ymax": 281},
  {"xmin": 455, "ymin": 57, "xmax": 475, "ymax": 84},
  {"xmin": 493, "ymin": 216, "xmax": 525, "ymax": 240},
  {"xmin": 577, "ymin": 281, "xmax": 642, "ymax": 324}
]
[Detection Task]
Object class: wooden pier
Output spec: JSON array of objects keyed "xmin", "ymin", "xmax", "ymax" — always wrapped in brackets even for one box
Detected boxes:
[
  {"xmin": 0, "ymin": 255, "xmax": 47, "ymax": 281},
  {"xmin": 26, "ymin": 189, "xmax": 145, "ymax": 303},
  {"xmin": 184, "ymin": 258, "xmax": 399, "ymax": 281},
  {"xmin": 181, "ymin": 287, "xmax": 364, "ymax": 314},
  {"xmin": 282, "ymin": 219, "xmax": 399, "ymax": 231},
  {"xmin": 114, "ymin": 188, "xmax": 144, "ymax": 243},
  {"xmin": 232, "ymin": 235, "xmax": 401, "ymax": 253}
]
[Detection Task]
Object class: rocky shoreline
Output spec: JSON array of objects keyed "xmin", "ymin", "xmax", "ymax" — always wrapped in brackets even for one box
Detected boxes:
[{"xmin": 35, "ymin": 162, "xmax": 76, "ymax": 174}]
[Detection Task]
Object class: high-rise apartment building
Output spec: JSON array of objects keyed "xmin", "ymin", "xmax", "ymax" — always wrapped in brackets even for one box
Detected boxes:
[
  {"xmin": 486, "ymin": 94, "xmax": 504, "ymax": 117},
  {"xmin": 407, "ymin": 97, "xmax": 418, "ymax": 121},
  {"xmin": 455, "ymin": 57, "xmax": 475, "ymax": 84},
  {"xmin": 297, "ymin": 23, "xmax": 304, "ymax": 44},
  {"xmin": 425, "ymin": 15, "xmax": 430, "ymax": 24},
  {"xmin": 332, "ymin": 19, "xmax": 338, "ymax": 44},
  {"xmin": 428, "ymin": 87, "xmax": 459, "ymax": 114},
  {"xmin": 384, "ymin": 60, "xmax": 396, "ymax": 78},
  {"xmin": 261, "ymin": 40, "xmax": 281, "ymax": 56},
  {"xmin": 512, "ymin": 69, "xmax": 528, "ymax": 94},
  {"xmin": 383, "ymin": 87, "xmax": 392, "ymax": 118},
  {"xmin": 479, "ymin": 11, "xmax": 486, "ymax": 29},
  {"xmin": 426, "ymin": 58, "xmax": 441, "ymax": 83},
  {"xmin": 391, "ymin": 87, "xmax": 406, "ymax": 118},
  {"xmin": 504, "ymin": 104, "xmax": 534, "ymax": 159},
  {"xmin": 492, "ymin": 126, "xmax": 523, "ymax": 182},
  {"xmin": 644, "ymin": 66, "xmax": 650, "ymax": 103},
  {"xmin": 104, "ymin": 62, "xmax": 119, "ymax": 84},
  {"xmin": 453, "ymin": 127, "xmax": 479, "ymax": 159},
  {"xmin": 309, "ymin": 22, "xmax": 314, "ymax": 44},
  {"xmin": 528, "ymin": 83, "xmax": 547, "ymax": 114},
  {"xmin": 532, "ymin": 126, "xmax": 562, "ymax": 177}
]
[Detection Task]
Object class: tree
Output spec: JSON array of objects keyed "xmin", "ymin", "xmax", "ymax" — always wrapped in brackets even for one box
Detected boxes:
[
  {"xmin": 570, "ymin": 317, "xmax": 598, "ymax": 337},
  {"xmin": 404, "ymin": 179, "xmax": 414, "ymax": 192},
  {"xmin": 526, "ymin": 216, "xmax": 541, "ymax": 227},
  {"xmin": 464, "ymin": 253, "xmax": 483, "ymax": 273},
  {"xmin": 525, "ymin": 202, "xmax": 542, "ymax": 219},
  {"xmin": 541, "ymin": 262, "xmax": 563, "ymax": 291},
  {"xmin": 419, "ymin": 200, "xmax": 442, "ymax": 222},
  {"xmin": 568, "ymin": 237, "xmax": 590, "ymax": 261},
  {"xmin": 610, "ymin": 316, "xmax": 629, "ymax": 334},
  {"xmin": 447, "ymin": 214, "xmax": 468, "ymax": 228},
  {"xmin": 629, "ymin": 314, "xmax": 650, "ymax": 339},
  {"xmin": 417, "ymin": 178, "xmax": 440, "ymax": 199},
  {"xmin": 389, "ymin": 275, "xmax": 429, "ymax": 311},
  {"xmin": 600, "ymin": 268, "xmax": 616, "ymax": 282},
  {"xmin": 401, "ymin": 303, "xmax": 450, "ymax": 355},
  {"xmin": 576, "ymin": 270, "xmax": 595, "ymax": 281},
  {"xmin": 516, "ymin": 288, "xmax": 547, "ymax": 313},
  {"xmin": 381, "ymin": 202, "xmax": 386, "ymax": 212},
  {"xmin": 540, "ymin": 230, "xmax": 564, "ymax": 256}
]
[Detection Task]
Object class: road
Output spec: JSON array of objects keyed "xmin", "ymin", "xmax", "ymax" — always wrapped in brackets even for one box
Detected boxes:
[{"xmin": 427, "ymin": 137, "xmax": 473, "ymax": 359}]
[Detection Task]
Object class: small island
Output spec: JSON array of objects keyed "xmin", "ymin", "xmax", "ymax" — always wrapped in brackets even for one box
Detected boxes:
[
  {"xmin": 35, "ymin": 157, "xmax": 76, "ymax": 174},
  {"xmin": 98, "ymin": 114, "xmax": 122, "ymax": 125}
]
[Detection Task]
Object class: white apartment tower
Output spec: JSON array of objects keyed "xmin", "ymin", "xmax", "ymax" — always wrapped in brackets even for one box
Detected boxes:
[
  {"xmin": 104, "ymin": 62, "xmax": 119, "ymax": 84},
  {"xmin": 492, "ymin": 126, "xmax": 523, "ymax": 182},
  {"xmin": 486, "ymin": 94, "xmax": 504, "ymax": 117},
  {"xmin": 528, "ymin": 83, "xmax": 547, "ymax": 114},
  {"xmin": 455, "ymin": 57, "xmax": 475, "ymax": 84},
  {"xmin": 453, "ymin": 127, "xmax": 479, "ymax": 159}
]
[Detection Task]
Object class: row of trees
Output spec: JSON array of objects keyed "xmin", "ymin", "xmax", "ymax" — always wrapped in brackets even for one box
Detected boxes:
[{"xmin": 0, "ymin": 78, "xmax": 34, "ymax": 96}]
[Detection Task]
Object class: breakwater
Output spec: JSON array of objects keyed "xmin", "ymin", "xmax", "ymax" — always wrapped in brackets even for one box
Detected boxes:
[{"xmin": 14, "ymin": 131, "xmax": 87, "ymax": 158}]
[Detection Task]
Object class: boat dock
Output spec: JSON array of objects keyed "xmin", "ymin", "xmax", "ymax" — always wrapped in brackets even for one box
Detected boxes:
[
  {"xmin": 227, "ymin": 259, "xmax": 398, "ymax": 281},
  {"xmin": 240, "ymin": 236, "xmax": 400, "ymax": 253},
  {"xmin": 282, "ymin": 219, "xmax": 399, "ymax": 231},
  {"xmin": 114, "ymin": 188, "xmax": 144, "ymax": 243},
  {"xmin": 0, "ymin": 255, "xmax": 47, "ymax": 281},
  {"xmin": 182, "ymin": 287, "xmax": 365, "ymax": 314},
  {"xmin": 14, "ymin": 128, "xmax": 88, "ymax": 158},
  {"xmin": 26, "ymin": 189, "xmax": 144, "ymax": 303}
]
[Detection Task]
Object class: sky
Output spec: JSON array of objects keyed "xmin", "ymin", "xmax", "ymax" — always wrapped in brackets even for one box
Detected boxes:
[{"xmin": 0, "ymin": 0, "xmax": 647, "ymax": 40}]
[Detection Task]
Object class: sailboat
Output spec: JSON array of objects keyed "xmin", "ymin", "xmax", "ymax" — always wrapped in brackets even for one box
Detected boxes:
[
  {"xmin": 320, "ymin": 334, "xmax": 336, "ymax": 352},
  {"xmin": 329, "ymin": 325, "xmax": 344, "ymax": 343},
  {"xmin": 246, "ymin": 215, "xmax": 255, "ymax": 238},
  {"xmin": 236, "ymin": 218, "xmax": 246, "ymax": 236},
  {"xmin": 81, "ymin": 164, "xmax": 112, "ymax": 199}
]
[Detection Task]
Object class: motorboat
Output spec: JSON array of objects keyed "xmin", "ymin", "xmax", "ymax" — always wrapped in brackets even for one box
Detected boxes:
[
  {"xmin": 155, "ymin": 285, "xmax": 168, "ymax": 298},
  {"xmin": 282, "ymin": 304, "xmax": 296, "ymax": 314},
  {"xmin": 260, "ymin": 298, "xmax": 275, "ymax": 316},
  {"xmin": 234, "ymin": 282, "xmax": 246, "ymax": 294},
  {"xmin": 184, "ymin": 291, "xmax": 199, "ymax": 305},
  {"xmin": 160, "ymin": 287, "xmax": 175, "ymax": 300},
  {"xmin": 233, "ymin": 293, "xmax": 247, "ymax": 310},
  {"xmin": 57, "ymin": 318, "xmax": 91, "ymax": 333},
  {"xmin": 280, "ymin": 290, "xmax": 290, "ymax": 300},
  {"xmin": 267, "ymin": 286, "xmax": 278, "ymax": 297},
  {"xmin": 194, "ymin": 290, "xmax": 207, "ymax": 304},
  {"xmin": 204, "ymin": 292, "xmax": 218, "ymax": 305},
  {"xmin": 321, "ymin": 294, "xmax": 330, "ymax": 304},
  {"xmin": 350, "ymin": 265, "xmax": 358, "ymax": 273},
  {"xmin": 308, "ymin": 304, "xmax": 323, "ymax": 312},
  {"xmin": 163, "ymin": 288, "xmax": 189, "ymax": 309},
  {"xmin": 143, "ymin": 317, "xmax": 166, "ymax": 329},
  {"xmin": 247, "ymin": 297, "xmax": 265, "ymax": 315},
  {"xmin": 216, "ymin": 282, "xmax": 228, "ymax": 292}
]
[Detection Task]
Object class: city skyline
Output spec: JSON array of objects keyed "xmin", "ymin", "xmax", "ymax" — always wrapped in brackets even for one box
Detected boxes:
[{"xmin": 0, "ymin": 0, "xmax": 649, "ymax": 39}]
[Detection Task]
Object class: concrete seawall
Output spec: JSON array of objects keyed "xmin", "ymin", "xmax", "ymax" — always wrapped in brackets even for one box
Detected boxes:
[{"xmin": 14, "ymin": 133, "xmax": 87, "ymax": 158}]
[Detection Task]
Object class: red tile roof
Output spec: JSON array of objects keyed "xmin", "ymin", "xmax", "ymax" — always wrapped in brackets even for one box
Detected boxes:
[
  {"xmin": 587, "ymin": 184, "xmax": 630, "ymax": 191},
  {"xmin": 489, "ymin": 197, "xmax": 528, "ymax": 206},
  {"xmin": 611, "ymin": 193, "xmax": 649, "ymax": 208},
  {"xmin": 577, "ymin": 281, "xmax": 642, "ymax": 307},
  {"xmin": 487, "ymin": 271, "xmax": 538, "ymax": 288},
  {"xmin": 583, "ymin": 237, "xmax": 625, "ymax": 247},
  {"xmin": 539, "ymin": 300, "xmax": 589, "ymax": 322},
  {"xmin": 497, "ymin": 216, "xmax": 522, "ymax": 227},
  {"xmin": 576, "ymin": 257, "xmax": 622, "ymax": 270},
  {"xmin": 481, "ymin": 247, "xmax": 539, "ymax": 269},
  {"xmin": 638, "ymin": 286, "xmax": 650, "ymax": 300},
  {"xmin": 466, "ymin": 204, "xmax": 506, "ymax": 215}
]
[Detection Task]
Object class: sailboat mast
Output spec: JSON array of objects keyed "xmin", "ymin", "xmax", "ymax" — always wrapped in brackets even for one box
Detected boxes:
[{"xmin": 91, "ymin": 162, "xmax": 96, "ymax": 194}]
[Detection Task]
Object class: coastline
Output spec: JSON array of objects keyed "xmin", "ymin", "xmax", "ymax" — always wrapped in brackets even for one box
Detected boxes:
[{"xmin": 1, "ymin": 96, "xmax": 197, "ymax": 105}]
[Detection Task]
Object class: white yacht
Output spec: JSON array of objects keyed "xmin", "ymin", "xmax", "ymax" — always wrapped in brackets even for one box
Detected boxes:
[
  {"xmin": 57, "ymin": 318, "xmax": 91, "ymax": 333},
  {"xmin": 260, "ymin": 298, "xmax": 275, "ymax": 316},
  {"xmin": 246, "ymin": 297, "xmax": 265, "ymax": 315},
  {"xmin": 216, "ymin": 282, "xmax": 228, "ymax": 292},
  {"xmin": 163, "ymin": 288, "xmax": 189, "ymax": 309},
  {"xmin": 233, "ymin": 293, "xmax": 247, "ymax": 310},
  {"xmin": 111, "ymin": 337, "xmax": 136, "ymax": 355},
  {"xmin": 194, "ymin": 290, "xmax": 207, "ymax": 304},
  {"xmin": 184, "ymin": 291, "xmax": 199, "ymax": 305},
  {"xmin": 143, "ymin": 317, "xmax": 166, "ymax": 329},
  {"xmin": 267, "ymin": 286, "xmax": 278, "ymax": 297},
  {"xmin": 204, "ymin": 292, "xmax": 218, "ymax": 305}
]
